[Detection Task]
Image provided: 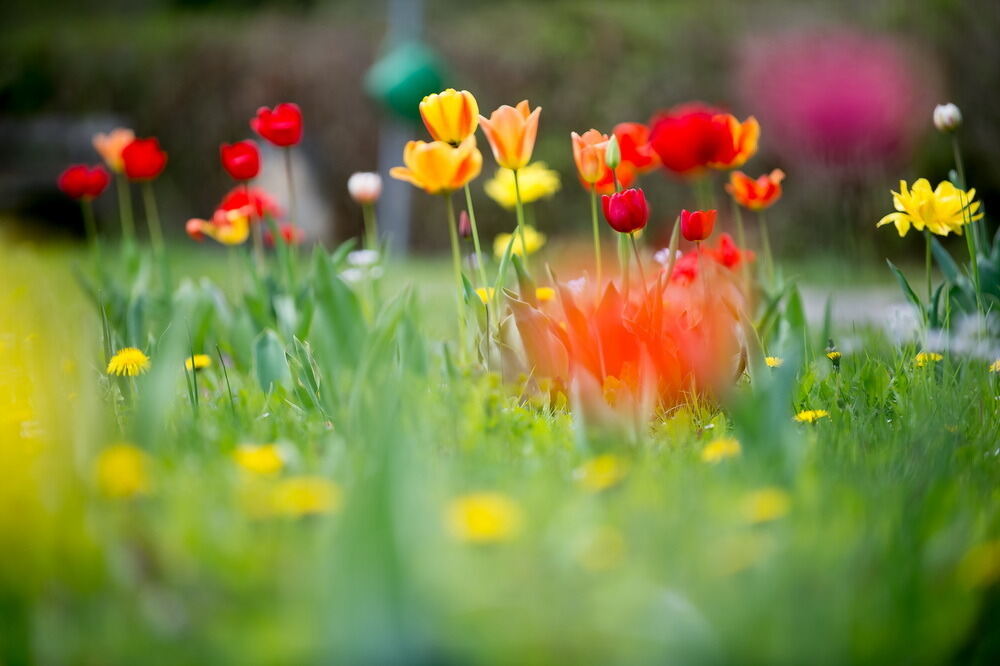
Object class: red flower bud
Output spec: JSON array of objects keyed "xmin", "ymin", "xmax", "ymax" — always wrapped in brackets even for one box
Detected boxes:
[
  {"xmin": 680, "ymin": 208, "xmax": 717, "ymax": 242},
  {"xmin": 250, "ymin": 103, "xmax": 303, "ymax": 147},
  {"xmin": 458, "ymin": 210, "xmax": 471, "ymax": 239},
  {"xmin": 601, "ymin": 187, "xmax": 650, "ymax": 234},
  {"xmin": 264, "ymin": 223, "xmax": 302, "ymax": 247},
  {"xmin": 220, "ymin": 140, "xmax": 261, "ymax": 181},
  {"xmin": 58, "ymin": 164, "xmax": 109, "ymax": 200},
  {"xmin": 121, "ymin": 138, "xmax": 168, "ymax": 181}
]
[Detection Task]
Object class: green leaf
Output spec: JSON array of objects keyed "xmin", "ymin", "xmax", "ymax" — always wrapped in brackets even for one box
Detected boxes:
[
  {"xmin": 253, "ymin": 329, "xmax": 290, "ymax": 392},
  {"xmin": 886, "ymin": 259, "xmax": 923, "ymax": 314}
]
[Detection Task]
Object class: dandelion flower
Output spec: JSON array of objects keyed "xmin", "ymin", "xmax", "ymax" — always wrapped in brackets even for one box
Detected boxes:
[
  {"xmin": 740, "ymin": 487, "xmax": 791, "ymax": 524},
  {"xmin": 233, "ymin": 443, "xmax": 284, "ymax": 476},
  {"xmin": 574, "ymin": 453, "xmax": 628, "ymax": 493},
  {"xmin": 914, "ymin": 352, "xmax": 944, "ymax": 368},
  {"xmin": 445, "ymin": 492, "xmax": 522, "ymax": 544},
  {"xmin": 990, "ymin": 359, "xmax": 1000, "ymax": 373},
  {"xmin": 184, "ymin": 354, "xmax": 212, "ymax": 371},
  {"xmin": 270, "ymin": 476, "xmax": 341, "ymax": 517},
  {"xmin": 95, "ymin": 443, "xmax": 151, "ymax": 499},
  {"xmin": 826, "ymin": 351, "xmax": 842, "ymax": 361},
  {"xmin": 106, "ymin": 347, "xmax": 150, "ymax": 377},
  {"xmin": 701, "ymin": 437, "xmax": 742, "ymax": 463},
  {"xmin": 794, "ymin": 409, "xmax": 830, "ymax": 424},
  {"xmin": 535, "ymin": 286, "xmax": 556, "ymax": 303},
  {"xmin": 765, "ymin": 356, "xmax": 783, "ymax": 368}
]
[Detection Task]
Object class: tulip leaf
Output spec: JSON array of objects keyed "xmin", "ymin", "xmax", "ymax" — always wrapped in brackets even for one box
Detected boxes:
[
  {"xmin": 253, "ymin": 329, "xmax": 290, "ymax": 392},
  {"xmin": 886, "ymin": 259, "xmax": 923, "ymax": 315}
]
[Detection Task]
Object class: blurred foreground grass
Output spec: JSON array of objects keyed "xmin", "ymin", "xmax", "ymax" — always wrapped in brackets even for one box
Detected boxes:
[{"xmin": 1, "ymin": 240, "xmax": 999, "ymax": 664}]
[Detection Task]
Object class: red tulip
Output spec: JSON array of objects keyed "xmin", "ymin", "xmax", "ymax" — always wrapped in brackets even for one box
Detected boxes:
[
  {"xmin": 121, "ymin": 138, "xmax": 168, "ymax": 181},
  {"xmin": 680, "ymin": 209, "xmax": 717, "ymax": 242},
  {"xmin": 601, "ymin": 187, "xmax": 650, "ymax": 234},
  {"xmin": 58, "ymin": 164, "xmax": 109, "ymax": 200},
  {"xmin": 613, "ymin": 122, "xmax": 659, "ymax": 173},
  {"xmin": 264, "ymin": 223, "xmax": 301, "ymax": 247},
  {"xmin": 250, "ymin": 103, "xmax": 303, "ymax": 147},
  {"xmin": 648, "ymin": 103, "xmax": 758, "ymax": 176},
  {"xmin": 220, "ymin": 140, "xmax": 261, "ymax": 181},
  {"xmin": 218, "ymin": 186, "xmax": 283, "ymax": 220}
]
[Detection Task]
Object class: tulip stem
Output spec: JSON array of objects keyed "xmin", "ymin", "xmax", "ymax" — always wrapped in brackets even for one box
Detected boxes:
[
  {"xmin": 733, "ymin": 201, "xmax": 750, "ymax": 293},
  {"xmin": 446, "ymin": 194, "xmax": 467, "ymax": 363},
  {"xmin": 116, "ymin": 174, "xmax": 135, "ymax": 245},
  {"xmin": 924, "ymin": 230, "xmax": 933, "ymax": 308},
  {"xmin": 628, "ymin": 232, "xmax": 647, "ymax": 299},
  {"xmin": 952, "ymin": 135, "xmax": 983, "ymax": 315},
  {"xmin": 463, "ymin": 183, "xmax": 489, "ymax": 289},
  {"xmin": 142, "ymin": 181, "xmax": 164, "ymax": 256},
  {"xmin": 590, "ymin": 186, "xmax": 602, "ymax": 288},
  {"xmin": 512, "ymin": 169, "xmax": 530, "ymax": 274},
  {"xmin": 362, "ymin": 202, "xmax": 379, "ymax": 252},
  {"xmin": 757, "ymin": 210, "xmax": 774, "ymax": 287},
  {"xmin": 284, "ymin": 147, "xmax": 298, "ymax": 231},
  {"xmin": 245, "ymin": 182, "xmax": 265, "ymax": 269},
  {"xmin": 81, "ymin": 198, "xmax": 98, "ymax": 245}
]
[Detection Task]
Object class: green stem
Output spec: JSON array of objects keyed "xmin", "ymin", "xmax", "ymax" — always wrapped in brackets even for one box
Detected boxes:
[
  {"xmin": 463, "ymin": 183, "xmax": 489, "ymax": 288},
  {"xmin": 446, "ymin": 194, "xmax": 467, "ymax": 362},
  {"xmin": 284, "ymin": 147, "xmax": 298, "ymax": 228},
  {"xmin": 924, "ymin": 229, "xmax": 933, "ymax": 307},
  {"xmin": 362, "ymin": 202, "xmax": 379, "ymax": 252},
  {"xmin": 116, "ymin": 173, "xmax": 135, "ymax": 244},
  {"xmin": 512, "ymin": 169, "xmax": 530, "ymax": 274},
  {"xmin": 733, "ymin": 201, "xmax": 749, "ymax": 291},
  {"xmin": 81, "ymin": 198, "xmax": 98, "ymax": 244},
  {"xmin": 590, "ymin": 186, "xmax": 602, "ymax": 287},
  {"xmin": 952, "ymin": 135, "xmax": 983, "ymax": 315},
  {"xmin": 142, "ymin": 181, "xmax": 164, "ymax": 256},
  {"xmin": 758, "ymin": 210, "xmax": 774, "ymax": 287},
  {"xmin": 628, "ymin": 231, "xmax": 647, "ymax": 299}
]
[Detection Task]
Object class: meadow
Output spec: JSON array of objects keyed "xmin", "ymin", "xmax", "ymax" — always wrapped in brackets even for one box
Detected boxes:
[{"xmin": 1, "ymin": 93, "xmax": 999, "ymax": 665}]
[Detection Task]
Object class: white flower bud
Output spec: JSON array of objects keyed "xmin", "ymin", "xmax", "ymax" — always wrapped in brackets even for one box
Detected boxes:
[
  {"xmin": 347, "ymin": 172, "xmax": 382, "ymax": 204},
  {"xmin": 933, "ymin": 103, "xmax": 962, "ymax": 133}
]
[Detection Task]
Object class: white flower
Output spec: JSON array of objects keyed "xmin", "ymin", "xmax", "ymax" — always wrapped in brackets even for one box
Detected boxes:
[
  {"xmin": 347, "ymin": 249, "xmax": 380, "ymax": 267},
  {"xmin": 347, "ymin": 172, "xmax": 382, "ymax": 204},
  {"xmin": 340, "ymin": 268, "xmax": 364, "ymax": 284},
  {"xmin": 567, "ymin": 277, "xmax": 587, "ymax": 294},
  {"xmin": 933, "ymin": 103, "xmax": 962, "ymax": 133},
  {"xmin": 653, "ymin": 248, "xmax": 683, "ymax": 266}
]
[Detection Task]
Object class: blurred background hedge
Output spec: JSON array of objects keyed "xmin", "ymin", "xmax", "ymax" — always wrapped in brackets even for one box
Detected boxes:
[{"xmin": 1, "ymin": 0, "xmax": 998, "ymax": 261}]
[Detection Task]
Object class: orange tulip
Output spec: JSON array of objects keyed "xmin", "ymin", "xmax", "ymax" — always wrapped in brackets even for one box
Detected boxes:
[
  {"xmin": 708, "ymin": 115, "xmax": 759, "ymax": 170},
  {"xmin": 726, "ymin": 169, "xmax": 785, "ymax": 211},
  {"xmin": 389, "ymin": 136, "xmax": 482, "ymax": 195},
  {"xmin": 571, "ymin": 129, "xmax": 609, "ymax": 184},
  {"xmin": 419, "ymin": 88, "xmax": 479, "ymax": 145},
  {"xmin": 478, "ymin": 100, "xmax": 541, "ymax": 171},
  {"xmin": 92, "ymin": 128, "xmax": 135, "ymax": 173}
]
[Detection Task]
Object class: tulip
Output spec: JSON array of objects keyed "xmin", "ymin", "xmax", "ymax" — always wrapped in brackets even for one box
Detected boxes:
[
  {"xmin": 121, "ymin": 138, "xmax": 167, "ymax": 181},
  {"xmin": 483, "ymin": 162, "xmax": 560, "ymax": 210},
  {"xmin": 478, "ymin": 100, "xmax": 541, "ymax": 171},
  {"xmin": 264, "ymin": 223, "xmax": 302, "ymax": 247},
  {"xmin": 220, "ymin": 140, "xmax": 261, "ymax": 181},
  {"xmin": 649, "ymin": 103, "xmax": 758, "ymax": 175},
  {"xmin": 458, "ymin": 210, "xmax": 472, "ymax": 239},
  {"xmin": 389, "ymin": 136, "xmax": 482, "ymax": 195},
  {"xmin": 571, "ymin": 129, "xmax": 609, "ymax": 185},
  {"xmin": 250, "ymin": 103, "xmax": 303, "ymax": 147},
  {"xmin": 726, "ymin": 169, "xmax": 785, "ymax": 211},
  {"xmin": 219, "ymin": 186, "xmax": 282, "ymax": 220},
  {"xmin": 613, "ymin": 122, "xmax": 659, "ymax": 173},
  {"xmin": 680, "ymin": 209, "xmax": 717, "ymax": 242},
  {"xmin": 347, "ymin": 172, "xmax": 383, "ymax": 205},
  {"xmin": 419, "ymin": 88, "xmax": 479, "ymax": 145},
  {"xmin": 186, "ymin": 206, "xmax": 251, "ymax": 246},
  {"xmin": 933, "ymin": 103, "xmax": 962, "ymax": 133},
  {"xmin": 58, "ymin": 165, "xmax": 110, "ymax": 200},
  {"xmin": 92, "ymin": 128, "xmax": 135, "ymax": 173},
  {"xmin": 601, "ymin": 188, "xmax": 650, "ymax": 234}
]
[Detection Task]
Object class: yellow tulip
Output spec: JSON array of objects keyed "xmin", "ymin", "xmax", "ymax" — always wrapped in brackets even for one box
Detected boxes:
[
  {"xmin": 483, "ymin": 161, "xmax": 560, "ymax": 210},
  {"xmin": 478, "ymin": 100, "xmax": 541, "ymax": 171},
  {"xmin": 389, "ymin": 136, "xmax": 482, "ymax": 195},
  {"xmin": 493, "ymin": 224, "xmax": 546, "ymax": 258},
  {"xmin": 877, "ymin": 179, "xmax": 983, "ymax": 237},
  {"xmin": 419, "ymin": 88, "xmax": 479, "ymax": 145}
]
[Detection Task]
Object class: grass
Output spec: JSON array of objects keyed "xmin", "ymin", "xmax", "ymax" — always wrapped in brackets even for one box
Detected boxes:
[{"xmin": 1, "ymin": 238, "xmax": 999, "ymax": 665}]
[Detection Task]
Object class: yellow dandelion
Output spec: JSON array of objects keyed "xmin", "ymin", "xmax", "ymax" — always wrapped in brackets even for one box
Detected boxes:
[
  {"xmin": 535, "ymin": 286, "xmax": 556, "ymax": 303},
  {"xmin": 701, "ymin": 437, "xmax": 742, "ymax": 463},
  {"xmin": 445, "ymin": 492, "xmax": 522, "ymax": 544},
  {"xmin": 826, "ymin": 351, "xmax": 842, "ymax": 361},
  {"xmin": 764, "ymin": 356, "xmax": 783, "ymax": 368},
  {"xmin": 233, "ymin": 443, "xmax": 284, "ymax": 476},
  {"xmin": 474, "ymin": 287, "xmax": 495, "ymax": 304},
  {"xmin": 990, "ymin": 359, "xmax": 1000, "ymax": 373},
  {"xmin": 574, "ymin": 453, "xmax": 628, "ymax": 493},
  {"xmin": 106, "ymin": 347, "xmax": 150, "ymax": 377},
  {"xmin": 184, "ymin": 354, "xmax": 212, "ymax": 371},
  {"xmin": 270, "ymin": 476, "xmax": 341, "ymax": 517},
  {"xmin": 914, "ymin": 352, "xmax": 944, "ymax": 368},
  {"xmin": 493, "ymin": 224, "xmax": 546, "ymax": 258},
  {"xmin": 95, "ymin": 443, "xmax": 151, "ymax": 499},
  {"xmin": 794, "ymin": 409, "xmax": 830, "ymax": 424},
  {"xmin": 740, "ymin": 487, "xmax": 791, "ymax": 524}
]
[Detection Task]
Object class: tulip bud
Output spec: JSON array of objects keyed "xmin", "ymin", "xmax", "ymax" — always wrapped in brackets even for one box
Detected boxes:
[
  {"xmin": 601, "ymin": 187, "xmax": 650, "ymax": 234},
  {"xmin": 933, "ymin": 103, "xmax": 962, "ymax": 133},
  {"xmin": 347, "ymin": 172, "xmax": 382, "ymax": 205},
  {"xmin": 680, "ymin": 209, "xmax": 717, "ymax": 242},
  {"xmin": 458, "ymin": 210, "xmax": 472, "ymax": 239},
  {"xmin": 604, "ymin": 135, "xmax": 621, "ymax": 170}
]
